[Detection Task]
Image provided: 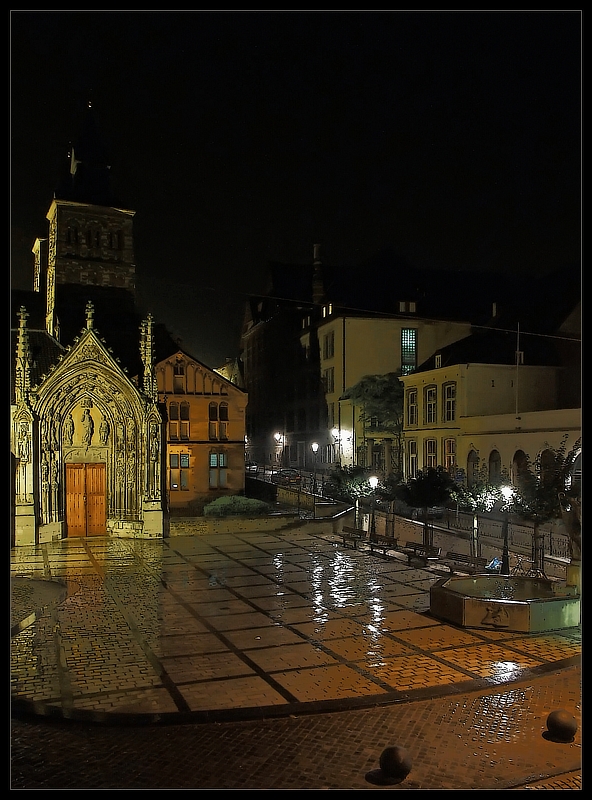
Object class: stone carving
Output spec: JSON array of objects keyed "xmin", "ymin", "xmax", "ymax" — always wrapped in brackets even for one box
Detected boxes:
[
  {"xmin": 63, "ymin": 413, "xmax": 74, "ymax": 446},
  {"xmin": 81, "ymin": 408, "xmax": 94, "ymax": 446},
  {"xmin": 99, "ymin": 418, "xmax": 110, "ymax": 445},
  {"xmin": 17, "ymin": 422, "xmax": 30, "ymax": 462}
]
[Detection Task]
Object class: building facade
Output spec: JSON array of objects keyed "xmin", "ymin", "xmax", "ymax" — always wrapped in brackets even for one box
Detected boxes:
[
  {"xmin": 157, "ymin": 349, "xmax": 247, "ymax": 514},
  {"xmin": 12, "ymin": 303, "xmax": 164, "ymax": 546}
]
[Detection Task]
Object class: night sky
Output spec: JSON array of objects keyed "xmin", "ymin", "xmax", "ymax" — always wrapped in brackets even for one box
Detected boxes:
[{"xmin": 10, "ymin": 11, "xmax": 581, "ymax": 367}]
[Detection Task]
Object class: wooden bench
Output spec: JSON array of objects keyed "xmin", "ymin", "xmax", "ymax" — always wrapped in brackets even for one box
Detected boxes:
[
  {"xmin": 340, "ymin": 526, "xmax": 366, "ymax": 549},
  {"xmin": 443, "ymin": 552, "xmax": 489, "ymax": 574},
  {"xmin": 401, "ymin": 541, "xmax": 442, "ymax": 566},
  {"xmin": 368, "ymin": 535, "xmax": 399, "ymax": 557}
]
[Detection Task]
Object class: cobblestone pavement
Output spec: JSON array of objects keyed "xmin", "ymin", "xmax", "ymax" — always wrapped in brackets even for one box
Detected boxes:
[{"xmin": 11, "ymin": 526, "xmax": 582, "ymax": 789}]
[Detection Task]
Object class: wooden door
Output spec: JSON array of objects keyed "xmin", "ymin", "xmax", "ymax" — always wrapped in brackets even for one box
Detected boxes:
[{"xmin": 66, "ymin": 463, "xmax": 106, "ymax": 536}]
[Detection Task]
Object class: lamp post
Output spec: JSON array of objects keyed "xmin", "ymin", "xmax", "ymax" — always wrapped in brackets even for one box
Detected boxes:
[
  {"xmin": 369, "ymin": 475, "xmax": 378, "ymax": 539},
  {"xmin": 311, "ymin": 442, "xmax": 319, "ymax": 519},
  {"xmin": 500, "ymin": 485, "xmax": 513, "ymax": 576},
  {"xmin": 274, "ymin": 431, "xmax": 283, "ymax": 467}
]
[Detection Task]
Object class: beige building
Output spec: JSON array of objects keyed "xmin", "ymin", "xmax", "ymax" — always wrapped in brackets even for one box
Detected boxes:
[{"xmin": 399, "ymin": 327, "xmax": 581, "ymax": 487}]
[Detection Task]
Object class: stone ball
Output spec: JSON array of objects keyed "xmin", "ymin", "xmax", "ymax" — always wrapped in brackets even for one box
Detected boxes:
[
  {"xmin": 546, "ymin": 709, "xmax": 578, "ymax": 741},
  {"xmin": 379, "ymin": 746, "xmax": 412, "ymax": 779}
]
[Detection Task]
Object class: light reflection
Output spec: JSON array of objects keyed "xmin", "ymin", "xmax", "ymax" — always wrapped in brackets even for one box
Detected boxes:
[
  {"xmin": 468, "ymin": 687, "xmax": 529, "ymax": 740},
  {"xmin": 489, "ymin": 660, "xmax": 524, "ymax": 682}
]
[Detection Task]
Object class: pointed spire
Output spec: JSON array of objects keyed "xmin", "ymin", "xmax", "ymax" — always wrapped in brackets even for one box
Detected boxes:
[
  {"xmin": 15, "ymin": 307, "xmax": 31, "ymax": 403},
  {"xmin": 85, "ymin": 301, "xmax": 95, "ymax": 329},
  {"xmin": 56, "ymin": 101, "xmax": 113, "ymax": 206},
  {"xmin": 140, "ymin": 314, "xmax": 157, "ymax": 401}
]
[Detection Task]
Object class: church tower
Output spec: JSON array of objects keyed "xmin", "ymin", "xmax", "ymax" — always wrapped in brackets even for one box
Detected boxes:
[{"xmin": 44, "ymin": 102, "xmax": 136, "ymax": 337}]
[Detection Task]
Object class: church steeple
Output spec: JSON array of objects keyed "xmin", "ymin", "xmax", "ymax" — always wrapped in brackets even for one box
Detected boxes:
[
  {"xmin": 55, "ymin": 101, "xmax": 114, "ymax": 207},
  {"xmin": 44, "ymin": 102, "xmax": 137, "ymax": 310}
]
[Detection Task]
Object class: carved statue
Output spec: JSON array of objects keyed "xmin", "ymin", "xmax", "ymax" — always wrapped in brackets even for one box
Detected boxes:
[
  {"xmin": 99, "ymin": 418, "xmax": 110, "ymax": 445},
  {"xmin": 63, "ymin": 414, "xmax": 74, "ymax": 446},
  {"xmin": 17, "ymin": 422, "xmax": 30, "ymax": 462},
  {"xmin": 81, "ymin": 408, "xmax": 94, "ymax": 446}
]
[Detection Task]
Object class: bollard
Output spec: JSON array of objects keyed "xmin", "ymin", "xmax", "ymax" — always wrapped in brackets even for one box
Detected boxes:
[{"xmin": 546, "ymin": 709, "xmax": 578, "ymax": 742}]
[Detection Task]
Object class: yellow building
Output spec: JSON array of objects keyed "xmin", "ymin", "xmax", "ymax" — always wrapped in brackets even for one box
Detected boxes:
[{"xmin": 310, "ymin": 311, "xmax": 473, "ymax": 474}]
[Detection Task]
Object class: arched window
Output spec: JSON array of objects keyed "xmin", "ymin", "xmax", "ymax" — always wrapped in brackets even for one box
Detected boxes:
[
  {"xmin": 488, "ymin": 450, "xmax": 502, "ymax": 485},
  {"xmin": 169, "ymin": 402, "xmax": 179, "ymax": 440},
  {"xmin": 219, "ymin": 402, "xmax": 229, "ymax": 440},
  {"xmin": 424, "ymin": 386, "xmax": 437, "ymax": 424},
  {"xmin": 512, "ymin": 450, "xmax": 529, "ymax": 491},
  {"xmin": 443, "ymin": 383, "xmax": 456, "ymax": 422},
  {"xmin": 173, "ymin": 363, "xmax": 185, "ymax": 393},
  {"xmin": 180, "ymin": 402, "xmax": 190, "ymax": 440},
  {"xmin": 467, "ymin": 450, "xmax": 479, "ymax": 488},
  {"xmin": 209, "ymin": 402, "xmax": 218, "ymax": 439}
]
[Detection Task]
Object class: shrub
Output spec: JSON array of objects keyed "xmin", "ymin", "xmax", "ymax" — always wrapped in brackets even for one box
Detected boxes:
[{"xmin": 203, "ymin": 495, "xmax": 272, "ymax": 517}]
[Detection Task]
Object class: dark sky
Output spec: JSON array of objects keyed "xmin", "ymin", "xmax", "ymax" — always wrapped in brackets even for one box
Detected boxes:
[{"xmin": 10, "ymin": 11, "xmax": 581, "ymax": 366}]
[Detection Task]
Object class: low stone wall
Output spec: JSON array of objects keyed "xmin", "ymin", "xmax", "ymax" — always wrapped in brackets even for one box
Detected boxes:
[{"xmin": 169, "ymin": 514, "xmax": 299, "ymax": 536}]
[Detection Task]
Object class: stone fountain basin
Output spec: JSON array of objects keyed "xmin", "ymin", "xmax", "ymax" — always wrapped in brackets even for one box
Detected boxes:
[{"xmin": 430, "ymin": 574, "xmax": 580, "ymax": 633}]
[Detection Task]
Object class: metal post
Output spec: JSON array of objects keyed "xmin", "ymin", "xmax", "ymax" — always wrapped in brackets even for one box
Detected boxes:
[{"xmin": 501, "ymin": 512, "xmax": 510, "ymax": 576}]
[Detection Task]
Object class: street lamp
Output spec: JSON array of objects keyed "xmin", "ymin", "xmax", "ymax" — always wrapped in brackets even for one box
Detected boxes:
[
  {"xmin": 369, "ymin": 475, "xmax": 379, "ymax": 539},
  {"xmin": 311, "ymin": 442, "xmax": 319, "ymax": 519},
  {"xmin": 274, "ymin": 431, "xmax": 283, "ymax": 467},
  {"xmin": 500, "ymin": 485, "xmax": 513, "ymax": 576}
]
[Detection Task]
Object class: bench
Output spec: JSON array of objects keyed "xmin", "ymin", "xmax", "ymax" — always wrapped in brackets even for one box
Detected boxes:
[
  {"xmin": 401, "ymin": 541, "xmax": 442, "ymax": 566},
  {"xmin": 368, "ymin": 535, "xmax": 399, "ymax": 557},
  {"xmin": 340, "ymin": 525, "xmax": 367, "ymax": 549},
  {"xmin": 443, "ymin": 552, "xmax": 489, "ymax": 574}
]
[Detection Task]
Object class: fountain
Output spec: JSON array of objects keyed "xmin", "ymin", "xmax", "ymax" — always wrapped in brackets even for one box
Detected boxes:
[{"xmin": 430, "ymin": 574, "xmax": 580, "ymax": 633}]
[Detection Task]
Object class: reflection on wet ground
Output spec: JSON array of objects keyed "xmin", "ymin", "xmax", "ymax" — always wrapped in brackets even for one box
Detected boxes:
[{"xmin": 10, "ymin": 528, "xmax": 581, "ymax": 722}]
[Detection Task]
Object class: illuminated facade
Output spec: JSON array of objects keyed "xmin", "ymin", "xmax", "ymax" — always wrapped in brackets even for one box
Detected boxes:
[
  {"xmin": 399, "ymin": 317, "xmax": 581, "ymax": 487},
  {"xmin": 156, "ymin": 350, "xmax": 248, "ymax": 513},
  {"xmin": 313, "ymin": 312, "xmax": 473, "ymax": 476},
  {"xmin": 11, "ymin": 303, "xmax": 164, "ymax": 546}
]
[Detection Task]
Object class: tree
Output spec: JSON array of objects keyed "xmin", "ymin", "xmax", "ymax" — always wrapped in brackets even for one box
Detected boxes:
[
  {"xmin": 342, "ymin": 372, "xmax": 404, "ymax": 477},
  {"xmin": 508, "ymin": 436, "xmax": 581, "ymax": 575},
  {"xmin": 397, "ymin": 467, "xmax": 456, "ymax": 546}
]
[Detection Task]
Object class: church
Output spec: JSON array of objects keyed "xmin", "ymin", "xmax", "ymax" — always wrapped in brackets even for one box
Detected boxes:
[{"xmin": 11, "ymin": 104, "xmax": 247, "ymax": 546}]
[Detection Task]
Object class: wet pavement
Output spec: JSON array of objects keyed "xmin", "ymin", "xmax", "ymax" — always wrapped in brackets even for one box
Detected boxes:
[{"xmin": 11, "ymin": 524, "xmax": 582, "ymax": 789}]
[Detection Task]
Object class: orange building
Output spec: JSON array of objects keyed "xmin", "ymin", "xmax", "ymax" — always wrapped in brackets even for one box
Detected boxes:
[{"xmin": 156, "ymin": 349, "xmax": 248, "ymax": 514}]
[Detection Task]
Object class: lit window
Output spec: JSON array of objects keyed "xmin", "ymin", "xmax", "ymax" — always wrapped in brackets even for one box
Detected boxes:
[
  {"xmin": 401, "ymin": 329, "xmax": 417, "ymax": 374},
  {"xmin": 209, "ymin": 452, "xmax": 228, "ymax": 488},
  {"xmin": 170, "ymin": 452, "xmax": 189, "ymax": 490}
]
